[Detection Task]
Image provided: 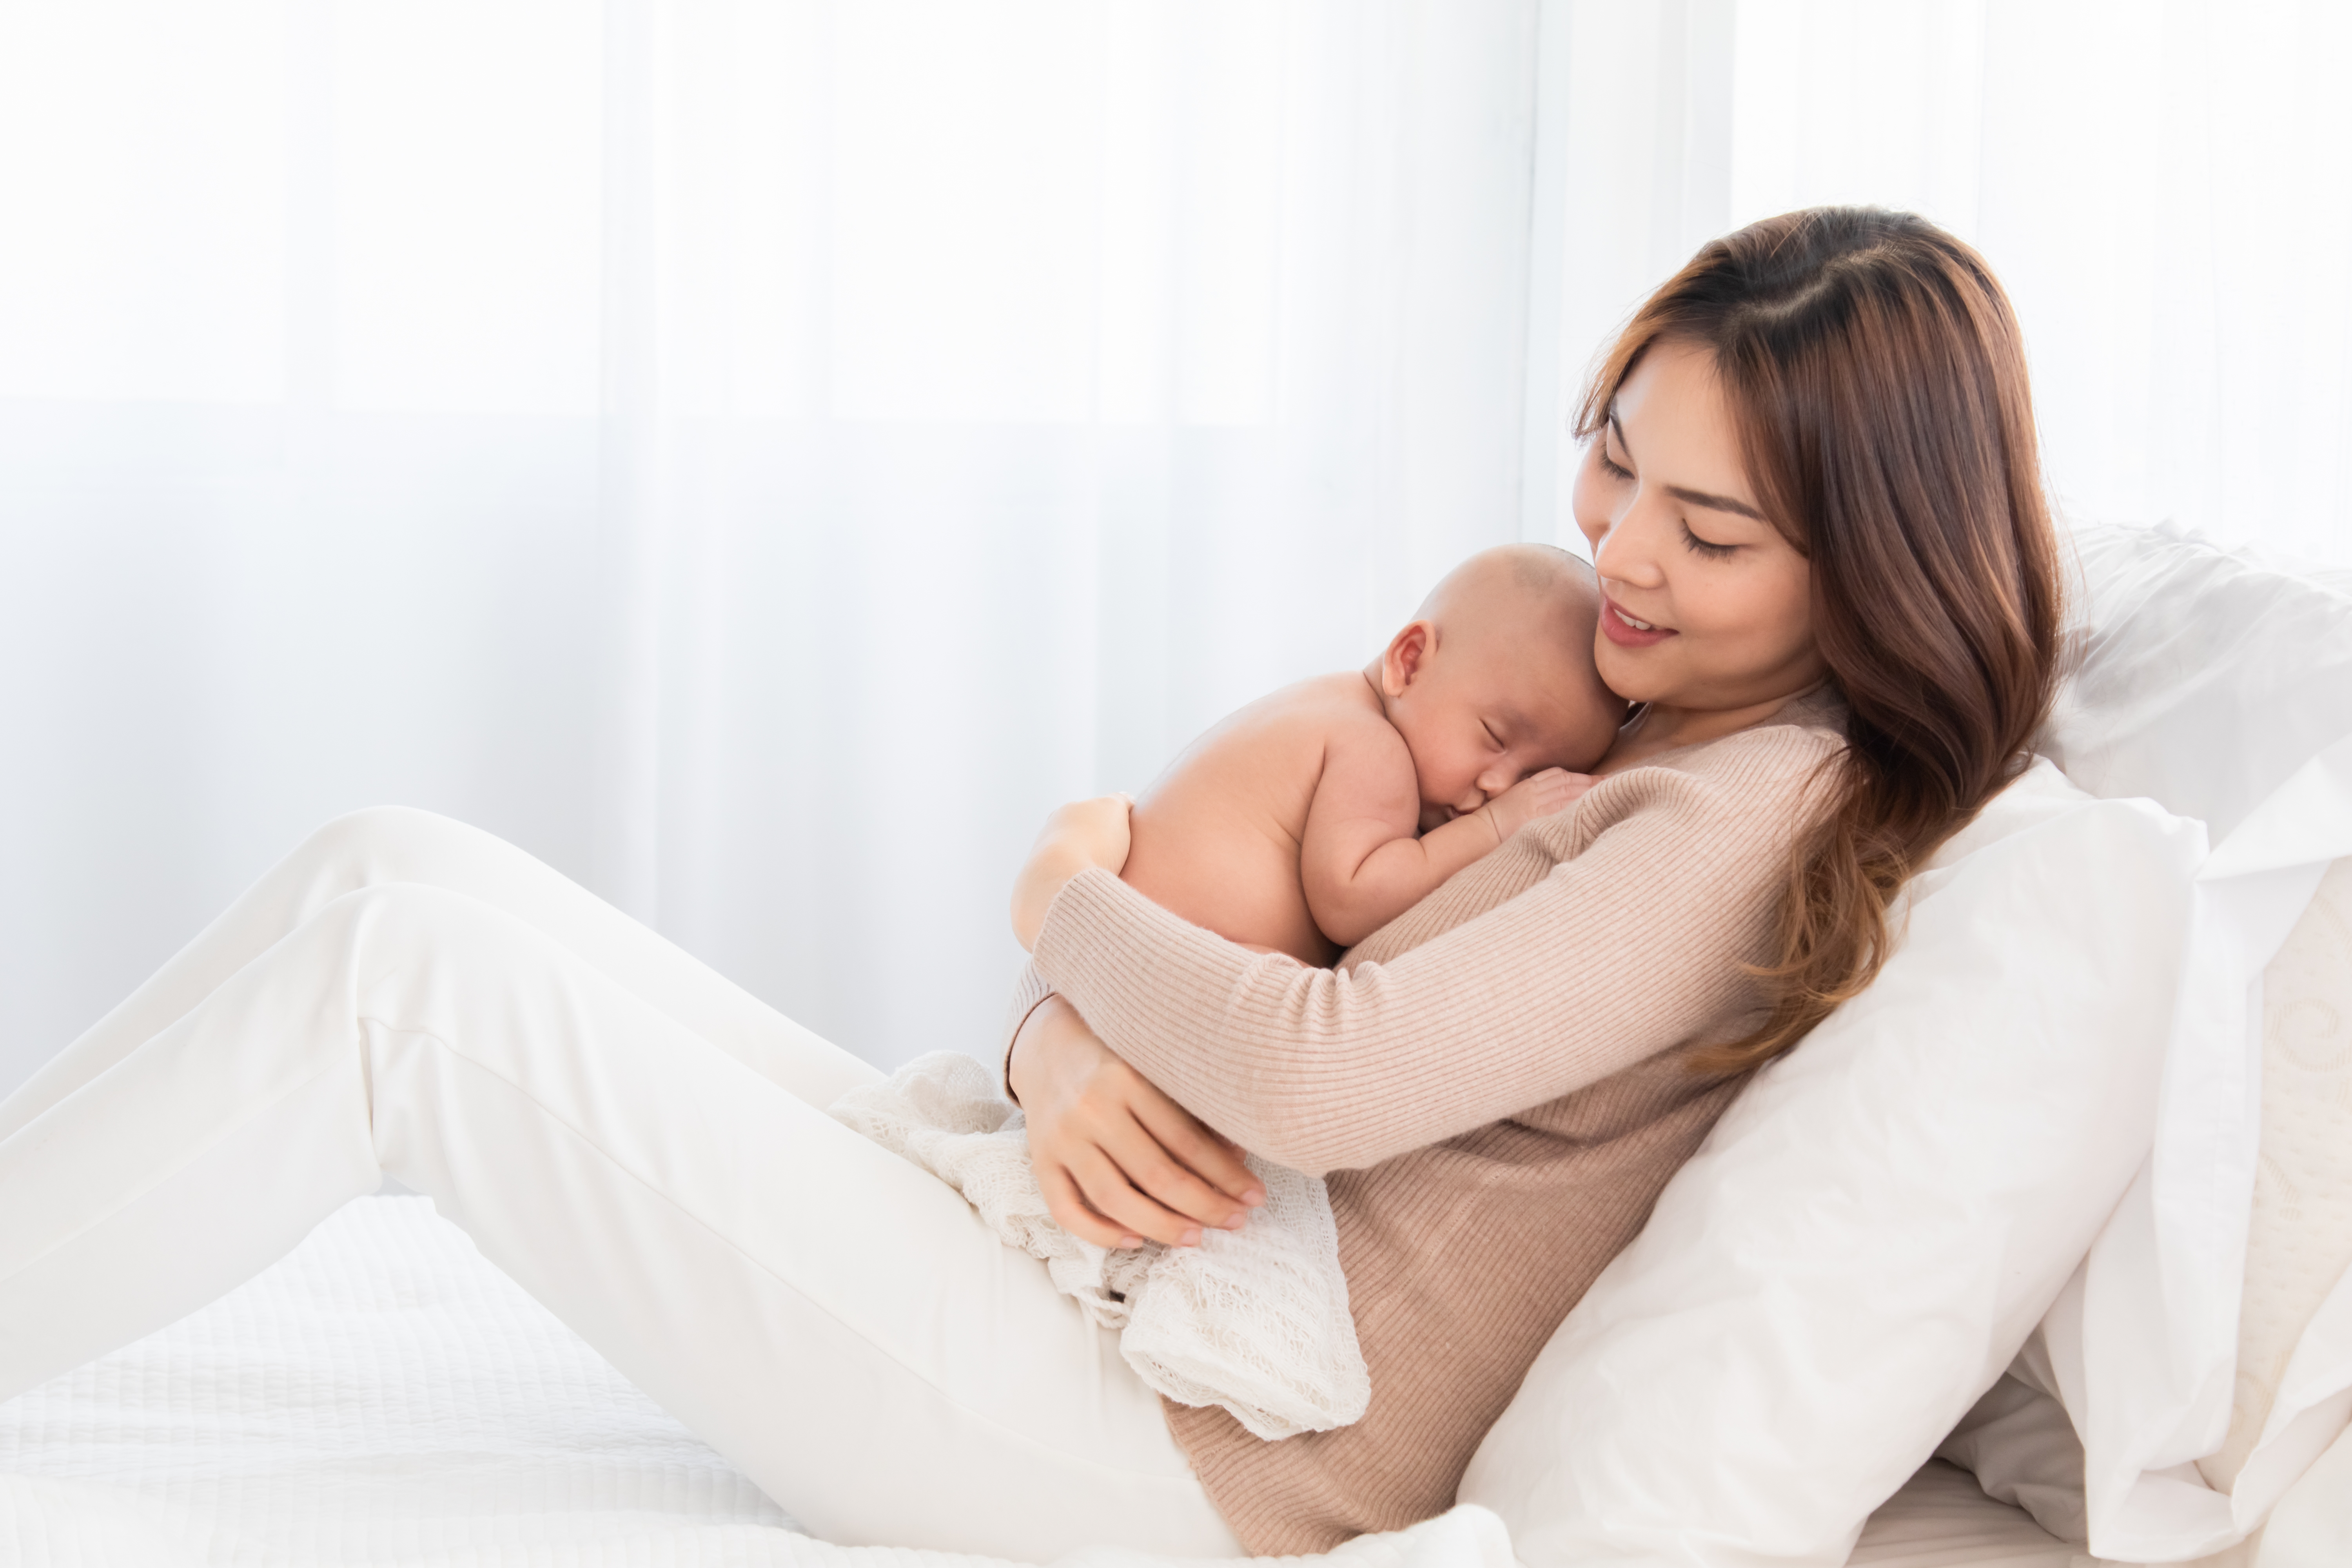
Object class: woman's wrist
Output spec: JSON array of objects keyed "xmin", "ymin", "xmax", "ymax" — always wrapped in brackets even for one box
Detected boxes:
[
  {"xmin": 1010, "ymin": 993, "xmax": 1107, "ymax": 1114},
  {"xmin": 1005, "ymin": 990, "xmax": 1071, "ymax": 1106}
]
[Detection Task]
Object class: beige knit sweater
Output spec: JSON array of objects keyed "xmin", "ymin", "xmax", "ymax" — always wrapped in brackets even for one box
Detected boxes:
[{"xmin": 1004, "ymin": 692, "xmax": 1847, "ymax": 1552}]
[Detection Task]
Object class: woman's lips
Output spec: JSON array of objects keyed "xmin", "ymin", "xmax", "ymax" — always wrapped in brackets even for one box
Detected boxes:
[{"xmin": 1601, "ymin": 596, "xmax": 1676, "ymax": 647}]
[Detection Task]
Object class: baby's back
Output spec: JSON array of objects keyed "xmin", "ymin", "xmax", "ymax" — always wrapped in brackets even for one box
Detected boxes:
[{"xmin": 1120, "ymin": 672, "xmax": 1393, "ymax": 967}]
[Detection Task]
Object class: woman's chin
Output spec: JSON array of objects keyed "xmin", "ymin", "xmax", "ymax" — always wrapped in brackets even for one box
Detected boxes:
[{"xmin": 1594, "ymin": 646, "xmax": 1677, "ymax": 708}]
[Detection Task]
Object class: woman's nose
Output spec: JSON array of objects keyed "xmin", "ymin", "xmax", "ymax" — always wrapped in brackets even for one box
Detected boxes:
[{"xmin": 1592, "ymin": 496, "xmax": 1668, "ymax": 588}]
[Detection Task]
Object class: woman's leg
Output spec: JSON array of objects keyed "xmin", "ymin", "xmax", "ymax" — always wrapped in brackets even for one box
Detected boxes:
[
  {"xmin": 0, "ymin": 882, "xmax": 1238, "ymax": 1559},
  {"xmin": 0, "ymin": 807, "xmax": 878, "ymax": 1145}
]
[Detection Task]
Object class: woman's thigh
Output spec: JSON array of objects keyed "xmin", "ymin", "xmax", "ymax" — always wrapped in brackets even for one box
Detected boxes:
[
  {"xmin": 0, "ymin": 806, "xmax": 879, "ymax": 1144},
  {"xmin": 0, "ymin": 881, "xmax": 1237, "ymax": 1559}
]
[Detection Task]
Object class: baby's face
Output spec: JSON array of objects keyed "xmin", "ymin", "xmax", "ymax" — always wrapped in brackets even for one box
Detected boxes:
[{"xmin": 1389, "ymin": 633, "xmax": 1625, "ymax": 832}]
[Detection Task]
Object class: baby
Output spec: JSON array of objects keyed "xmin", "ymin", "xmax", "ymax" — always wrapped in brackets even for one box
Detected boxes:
[
  {"xmin": 837, "ymin": 544, "xmax": 1626, "ymax": 1439},
  {"xmin": 1014, "ymin": 542, "xmax": 1626, "ymax": 964}
]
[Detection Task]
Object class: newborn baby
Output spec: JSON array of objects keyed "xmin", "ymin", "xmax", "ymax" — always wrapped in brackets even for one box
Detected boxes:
[
  {"xmin": 840, "ymin": 545, "xmax": 1624, "ymax": 1439},
  {"xmin": 1014, "ymin": 541, "xmax": 1626, "ymax": 964}
]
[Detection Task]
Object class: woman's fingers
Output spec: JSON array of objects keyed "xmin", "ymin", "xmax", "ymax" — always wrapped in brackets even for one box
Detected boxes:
[
  {"xmin": 1034, "ymin": 1158, "xmax": 1142, "ymax": 1250},
  {"xmin": 1012, "ymin": 992, "xmax": 1263, "ymax": 1248},
  {"xmin": 1058, "ymin": 1142, "xmax": 1214, "ymax": 1250},
  {"xmin": 1131, "ymin": 1096, "xmax": 1265, "ymax": 1212},
  {"xmin": 1034, "ymin": 1119, "xmax": 1241, "ymax": 1249},
  {"xmin": 1103, "ymin": 1110, "xmax": 1254, "ymax": 1234},
  {"xmin": 1066, "ymin": 1143, "xmax": 1207, "ymax": 1249}
]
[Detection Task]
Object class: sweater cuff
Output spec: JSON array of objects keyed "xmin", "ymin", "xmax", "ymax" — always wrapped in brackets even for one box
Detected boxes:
[
  {"xmin": 1031, "ymin": 866, "xmax": 1165, "ymax": 998},
  {"xmin": 998, "ymin": 960, "xmax": 1059, "ymax": 1103},
  {"xmin": 1030, "ymin": 866, "xmax": 1264, "ymax": 1051}
]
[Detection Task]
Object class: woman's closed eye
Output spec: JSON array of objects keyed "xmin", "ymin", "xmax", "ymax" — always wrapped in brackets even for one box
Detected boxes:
[{"xmin": 1680, "ymin": 519, "xmax": 1737, "ymax": 560}]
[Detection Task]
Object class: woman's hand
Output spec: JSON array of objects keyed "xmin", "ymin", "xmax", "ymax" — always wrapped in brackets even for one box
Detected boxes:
[
  {"xmin": 1009, "ymin": 793, "xmax": 1136, "ymax": 952},
  {"xmin": 1010, "ymin": 994, "xmax": 1266, "ymax": 1248}
]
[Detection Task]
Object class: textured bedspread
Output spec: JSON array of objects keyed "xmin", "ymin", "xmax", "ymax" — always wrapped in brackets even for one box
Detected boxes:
[{"xmin": 0, "ymin": 1196, "xmax": 2075, "ymax": 1568}]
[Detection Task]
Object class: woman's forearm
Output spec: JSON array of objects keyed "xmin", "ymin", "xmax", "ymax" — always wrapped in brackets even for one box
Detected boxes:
[{"xmin": 1029, "ymin": 753, "xmax": 1827, "ymax": 1172}]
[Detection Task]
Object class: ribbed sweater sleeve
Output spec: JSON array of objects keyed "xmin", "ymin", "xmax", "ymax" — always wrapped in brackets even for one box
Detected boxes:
[{"xmin": 1027, "ymin": 721, "xmax": 1839, "ymax": 1174}]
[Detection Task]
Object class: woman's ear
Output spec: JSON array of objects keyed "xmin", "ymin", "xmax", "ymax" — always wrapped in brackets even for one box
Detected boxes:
[{"xmin": 1381, "ymin": 621, "xmax": 1435, "ymax": 699}]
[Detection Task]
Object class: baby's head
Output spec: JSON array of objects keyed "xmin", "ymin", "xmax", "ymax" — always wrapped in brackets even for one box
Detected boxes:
[{"xmin": 1368, "ymin": 544, "xmax": 1627, "ymax": 831}]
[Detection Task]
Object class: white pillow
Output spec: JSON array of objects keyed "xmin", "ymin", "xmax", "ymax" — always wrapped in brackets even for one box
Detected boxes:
[
  {"xmin": 1935, "ymin": 859, "xmax": 2352, "ymax": 1550},
  {"xmin": 1933, "ymin": 1343, "xmax": 2088, "ymax": 1544},
  {"xmin": 1457, "ymin": 760, "xmax": 2204, "ymax": 1567},
  {"xmin": 2009, "ymin": 524, "xmax": 2352, "ymax": 1561},
  {"xmin": 2044, "ymin": 521, "xmax": 2352, "ymax": 846},
  {"xmin": 2261, "ymin": 1417, "xmax": 2352, "ymax": 1568},
  {"xmin": 2208, "ymin": 857, "xmax": 2352, "ymax": 1501}
]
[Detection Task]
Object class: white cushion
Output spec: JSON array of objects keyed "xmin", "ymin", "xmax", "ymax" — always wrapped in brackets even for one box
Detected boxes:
[
  {"xmin": 1935, "ymin": 858, "xmax": 2352, "ymax": 1549},
  {"xmin": 1457, "ymin": 760, "xmax": 2203, "ymax": 1567},
  {"xmin": 2043, "ymin": 522, "xmax": 2352, "ymax": 846},
  {"xmin": 2009, "ymin": 525, "xmax": 2352, "ymax": 1560},
  {"xmin": 2209, "ymin": 857, "xmax": 2352, "ymax": 1496}
]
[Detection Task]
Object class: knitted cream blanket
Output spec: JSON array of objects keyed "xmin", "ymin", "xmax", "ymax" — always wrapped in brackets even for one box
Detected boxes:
[{"xmin": 829, "ymin": 1051, "xmax": 1368, "ymax": 1440}]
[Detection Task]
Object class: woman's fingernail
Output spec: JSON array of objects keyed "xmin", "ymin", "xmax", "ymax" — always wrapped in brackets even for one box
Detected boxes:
[
  {"xmin": 1245, "ymin": 1188, "xmax": 1267, "ymax": 1206},
  {"xmin": 1119, "ymin": 1235, "xmax": 1142, "ymax": 1249},
  {"xmin": 1223, "ymin": 1212, "xmax": 1249, "ymax": 1229},
  {"xmin": 1180, "ymin": 1227, "xmax": 1202, "ymax": 1247}
]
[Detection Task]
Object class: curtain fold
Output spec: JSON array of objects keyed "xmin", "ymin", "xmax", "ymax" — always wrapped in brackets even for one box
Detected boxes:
[
  {"xmin": 1537, "ymin": 0, "xmax": 2352, "ymax": 568},
  {"xmin": 3, "ymin": 0, "xmax": 2346, "ymax": 1096},
  {"xmin": 0, "ymin": 0, "xmax": 1547, "ymax": 1088}
]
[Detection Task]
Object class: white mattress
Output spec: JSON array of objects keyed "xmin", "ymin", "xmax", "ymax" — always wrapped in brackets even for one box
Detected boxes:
[{"xmin": 0, "ymin": 1196, "xmax": 2079, "ymax": 1568}]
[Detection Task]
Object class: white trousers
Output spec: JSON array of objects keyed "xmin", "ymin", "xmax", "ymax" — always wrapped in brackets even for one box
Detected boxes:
[{"xmin": 0, "ymin": 808, "xmax": 1242, "ymax": 1560}]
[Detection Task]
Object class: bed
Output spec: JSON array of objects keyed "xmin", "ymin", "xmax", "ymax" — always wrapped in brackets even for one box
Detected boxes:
[
  {"xmin": 0, "ymin": 1194, "xmax": 2079, "ymax": 1568},
  {"xmin": 10, "ymin": 524, "xmax": 2345, "ymax": 1568}
]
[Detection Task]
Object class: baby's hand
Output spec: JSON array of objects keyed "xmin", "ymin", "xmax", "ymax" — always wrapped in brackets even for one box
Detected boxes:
[{"xmin": 1479, "ymin": 768, "xmax": 1595, "ymax": 843}]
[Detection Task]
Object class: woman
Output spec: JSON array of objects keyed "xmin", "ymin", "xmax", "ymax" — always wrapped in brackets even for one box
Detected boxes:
[{"xmin": 0, "ymin": 209, "xmax": 2061, "ymax": 1559}]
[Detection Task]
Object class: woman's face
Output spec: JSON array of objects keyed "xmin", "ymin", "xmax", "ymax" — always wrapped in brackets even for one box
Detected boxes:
[{"xmin": 1572, "ymin": 338, "xmax": 1827, "ymax": 715}]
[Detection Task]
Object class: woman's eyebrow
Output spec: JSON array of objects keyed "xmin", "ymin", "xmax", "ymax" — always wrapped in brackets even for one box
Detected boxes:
[
  {"xmin": 1610, "ymin": 405, "xmax": 1766, "ymax": 520},
  {"xmin": 1665, "ymin": 484, "xmax": 1768, "ymax": 522}
]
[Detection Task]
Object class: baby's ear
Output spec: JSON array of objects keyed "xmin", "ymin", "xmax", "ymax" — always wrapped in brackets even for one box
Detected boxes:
[{"xmin": 1381, "ymin": 620, "xmax": 1435, "ymax": 696}]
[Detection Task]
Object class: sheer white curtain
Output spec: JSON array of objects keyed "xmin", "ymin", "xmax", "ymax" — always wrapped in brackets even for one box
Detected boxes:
[
  {"xmin": 4, "ymin": 0, "xmax": 2348, "ymax": 1100},
  {"xmin": 0, "ymin": 0, "xmax": 1550, "ymax": 1093},
  {"xmin": 1529, "ymin": 0, "xmax": 2352, "ymax": 568}
]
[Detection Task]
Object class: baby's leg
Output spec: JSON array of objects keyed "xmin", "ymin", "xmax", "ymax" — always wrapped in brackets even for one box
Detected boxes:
[{"xmin": 0, "ymin": 807, "xmax": 876, "ymax": 1143}]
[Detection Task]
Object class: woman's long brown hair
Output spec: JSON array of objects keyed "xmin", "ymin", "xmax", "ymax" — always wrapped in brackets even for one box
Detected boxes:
[{"xmin": 1576, "ymin": 207, "xmax": 2063, "ymax": 1070}]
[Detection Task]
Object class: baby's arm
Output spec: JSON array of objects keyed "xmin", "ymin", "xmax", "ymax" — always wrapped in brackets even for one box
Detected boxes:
[{"xmin": 1299, "ymin": 719, "xmax": 1591, "ymax": 949}]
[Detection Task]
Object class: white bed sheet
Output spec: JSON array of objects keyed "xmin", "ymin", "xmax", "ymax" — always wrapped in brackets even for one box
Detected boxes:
[{"xmin": 0, "ymin": 1196, "xmax": 2083, "ymax": 1568}]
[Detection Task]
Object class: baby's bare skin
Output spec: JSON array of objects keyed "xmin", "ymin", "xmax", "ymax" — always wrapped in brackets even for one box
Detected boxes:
[
  {"xmin": 1111, "ymin": 546, "xmax": 1626, "ymax": 966},
  {"xmin": 1119, "ymin": 672, "xmax": 1405, "ymax": 965}
]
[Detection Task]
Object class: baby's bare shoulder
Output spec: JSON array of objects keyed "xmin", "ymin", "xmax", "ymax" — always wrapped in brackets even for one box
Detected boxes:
[
  {"xmin": 1142, "ymin": 674, "xmax": 1407, "ymax": 804},
  {"xmin": 1249, "ymin": 673, "xmax": 1406, "ymax": 758}
]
